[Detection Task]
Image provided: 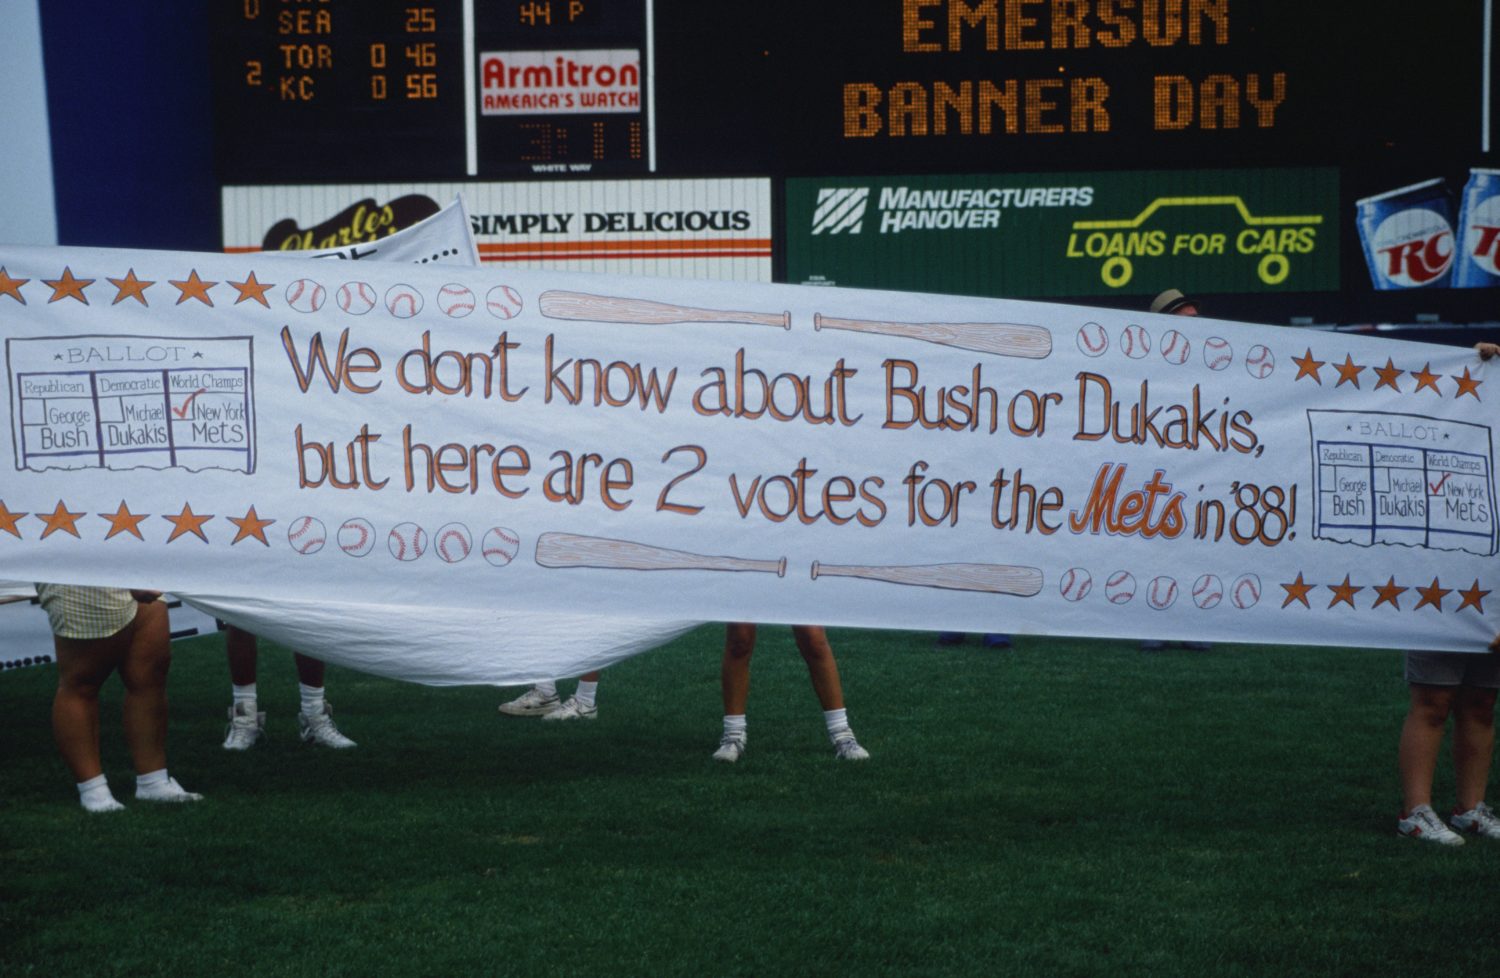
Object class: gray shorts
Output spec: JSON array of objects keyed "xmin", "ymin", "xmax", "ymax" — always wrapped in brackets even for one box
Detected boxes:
[{"xmin": 1405, "ymin": 650, "xmax": 1500, "ymax": 688}]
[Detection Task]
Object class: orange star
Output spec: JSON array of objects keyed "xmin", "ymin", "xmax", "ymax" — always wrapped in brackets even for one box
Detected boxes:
[
  {"xmin": 1372, "ymin": 576, "xmax": 1408, "ymax": 610},
  {"xmin": 170, "ymin": 269, "xmax": 217, "ymax": 306},
  {"xmin": 227, "ymin": 505, "xmax": 275, "ymax": 546},
  {"xmin": 1333, "ymin": 355, "xmax": 1366, "ymax": 389},
  {"xmin": 0, "ymin": 500, "xmax": 27, "ymax": 538},
  {"xmin": 1292, "ymin": 349, "xmax": 1325, "ymax": 384},
  {"xmin": 44, "ymin": 266, "xmax": 93, "ymax": 304},
  {"xmin": 1373, "ymin": 359, "xmax": 1404, "ymax": 392},
  {"xmin": 1327, "ymin": 575, "xmax": 1363, "ymax": 609},
  {"xmin": 107, "ymin": 269, "xmax": 154, "ymax": 306},
  {"xmin": 1452, "ymin": 367, "xmax": 1482, "ymax": 400},
  {"xmin": 229, "ymin": 271, "xmax": 274, "ymax": 307},
  {"xmin": 1456, "ymin": 580, "xmax": 1491, "ymax": 614},
  {"xmin": 36, "ymin": 500, "xmax": 85, "ymax": 539},
  {"xmin": 1414, "ymin": 577, "xmax": 1452, "ymax": 612},
  {"xmin": 0, "ymin": 266, "xmax": 29, "ymax": 304},
  {"xmin": 98, "ymin": 501, "xmax": 149, "ymax": 541},
  {"xmin": 1410, "ymin": 363, "xmax": 1442, "ymax": 395},
  {"xmin": 1280, "ymin": 573, "xmax": 1315, "ymax": 608},
  {"xmin": 162, "ymin": 502, "xmax": 214, "ymax": 543}
]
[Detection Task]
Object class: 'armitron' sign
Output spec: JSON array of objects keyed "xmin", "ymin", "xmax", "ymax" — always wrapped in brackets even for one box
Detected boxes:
[{"xmin": 480, "ymin": 50, "xmax": 641, "ymax": 116}]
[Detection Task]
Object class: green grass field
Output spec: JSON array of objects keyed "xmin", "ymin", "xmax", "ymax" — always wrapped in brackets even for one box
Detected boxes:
[{"xmin": 2, "ymin": 627, "xmax": 1496, "ymax": 977}]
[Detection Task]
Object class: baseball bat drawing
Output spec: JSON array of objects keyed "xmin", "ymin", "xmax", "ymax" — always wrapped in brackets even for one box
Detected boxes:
[
  {"xmin": 540, "ymin": 291, "xmax": 791, "ymax": 330},
  {"xmin": 810, "ymin": 560, "xmax": 1043, "ymax": 596},
  {"xmin": 813, "ymin": 313, "xmax": 1052, "ymax": 359},
  {"xmin": 535, "ymin": 532, "xmax": 788, "ymax": 577}
]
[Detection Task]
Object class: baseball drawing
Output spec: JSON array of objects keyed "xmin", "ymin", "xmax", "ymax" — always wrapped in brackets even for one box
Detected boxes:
[
  {"xmin": 285, "ymin": 278, "xmax": 326, "ymax": 313},
  {"xmin": 1076, "ymin": 322, "xmax": 1108, "ymax": 357},
  {"xmin": 1192, "ymin": 574, "xmax": 1224, "ymax": 610},
  {"xmin": 1059, "ymin": 566, "xmax": 1093, "ymax": 602},
  {"xmin": 1146, "ymin": 575, "xmax": 1178, "ymax": 610},
  {"xmin": 388, "ymin": 522, "xmax": 428, "ymax": 562},
  {"xmin": 1159, "ymin": 329, "xmax": 1190, "ymax": 365},
  {"xmin": 385, "ymin": 283, "xmax": 424, "ymax": 319},
  {"xmin": 1120, "ymin": 323, "xmax": 1150, "ymax": 359},
  {"xmin": 336, "ymin": 281, "xmax": 376, "ymax": 315},
  {"xmin": 437, "ymin": 283, "xmax": 476, "ymax": 319},
  {"xmin": 1202, "ymin": 336, "xmax": 1233, "ymax": 371},
  {"xmin": 1244, "ymin": 344, "xmax": 1275, "ymax": 379},
  {"xmin": 435, "ymin": 522, "xmax": 473, "ymax": 564},
  {"xmin": 486, "ymin": 285, "xmax": 524, "ymax": 320},
  {"xmin": 1105, "ymin": 570, "xmax": 1136, "ymax": 604},
  {"xmin": 287, "ymin": 516, "xmax": 326, "ymax": 555},
  {"xmin": 482, "ymin": 526, "xmax": 521, "ymax": 567},
  {"xmin": 1231, "ymin": 573, "xmax": 1262, "ymax": 609},
  {"xmin": 337, "ymin": 517, "xmax": 375, "ymax": 557}
]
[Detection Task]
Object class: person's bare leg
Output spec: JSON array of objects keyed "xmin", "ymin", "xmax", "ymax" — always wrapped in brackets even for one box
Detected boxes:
[
  {"xmin": 1452, "ymin": 685, "xmax": 1497, "ymax": 812},
  {"xmin": 792, "ymin": 625, "xmax": 845, "ymax": 711},
  {"xmin": 51, "ymin": 629, "xmax": 129, "ymax": 782},
  {"xmin": 118, "ymin": 600, "xmax": 171, "ymax": 776},
  {"xmin": 1399, "ymin": 684, "xmax": 1456, "ymax": 812},
  {"xmin": 721, "ymin": 623, "xmax": 757, "ymax": 715},
  {"xmin": 225, "ymin": 625, "xmax": 258, "ymax": 686}
]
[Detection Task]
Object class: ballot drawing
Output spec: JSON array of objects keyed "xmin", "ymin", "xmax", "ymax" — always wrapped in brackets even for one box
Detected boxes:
[
  {"xmin": 1309, "ymin": 410, "xmax": 1497, "ymax": 556},
  {"xmin": 7, "ymin": 335, "xmax": 256, "ymax": 474}
]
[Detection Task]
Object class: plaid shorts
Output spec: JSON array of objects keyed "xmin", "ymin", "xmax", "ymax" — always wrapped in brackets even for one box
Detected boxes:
[{"xmin": 34, "ymin": 585, "xmax": 137, "ymax": 640}]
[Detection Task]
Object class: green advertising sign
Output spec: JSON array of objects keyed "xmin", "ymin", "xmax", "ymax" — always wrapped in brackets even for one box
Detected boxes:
[{"xmin": 786, "ymin": 169, "xmax": 1338, "ymax": 299}]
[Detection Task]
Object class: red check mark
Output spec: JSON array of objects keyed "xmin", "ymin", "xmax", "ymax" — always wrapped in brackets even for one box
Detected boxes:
[
  {"xmin": 1429, "ymin": 472, "xmax": 1452, "ymax": 495},
  {"xmin": 173, "ymin": 388, "xmax": 207, "ymax": 420}
]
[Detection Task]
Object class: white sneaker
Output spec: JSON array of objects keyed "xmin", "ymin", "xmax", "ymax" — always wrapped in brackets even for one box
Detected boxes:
[
  {"xmin": 136, "ymin": 776, "xmax": 203, "ymax": 804},
  {"xmin": 712, "ymin": 734, "xmax": 746, "ymax": 763},
  {"xmin": 498, "ymin": 687, "xmax": 561, "ymax": 717},
  {"xmin": 222, "ymin": 702, "xmax": 265, "ymax": 750},
  {"xmin": 831, "ymin": 730, "xmax": 871, "ymax": 761},
  {"xmin": 1450, "ymin": 801, "xmax": 1500, "ymax": 839},
  {"xmin": 299, "ymin": 703, "xmax": 357, "ymax": 748},
  {"xmin": 542, "ymin": 696, "xmax": 597, "ymax": 721},
  {"xmin": 1398, "ymin": 804, "xmax": 1465, "ymax": 846}
]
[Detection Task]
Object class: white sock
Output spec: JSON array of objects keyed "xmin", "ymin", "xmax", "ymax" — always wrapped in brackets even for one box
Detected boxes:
[
  {"xmin": 824, "ymin": 708, "xmax": 851, "ymax": 739},
  {"xmin": 136, "ymin": 768, "xmax": 169, "ymax": 792},
  {"xmin": 136, "ymin": 768, "xmax": 202, "ymax": 802},
  {"xmin": 534, "ymin": 680, "xmax": 558, "ymax": 699},
  {"xmin": 723, "ymin": 714, "xmax": 747, "ymax": 741},
  {"xmin": 77, "ymin": 773, "xmax": 123, "ymax": 813},
  {"xmin": 232, "ymin": 683, "xmax": 257, "ymax": 712},
  {"xmin": 575, "ymin": 680, "xmax": 598, "ymax": 709},
  {"xmin": 299, "ymin": 683, "xmax": 325, "ymax": 717}
]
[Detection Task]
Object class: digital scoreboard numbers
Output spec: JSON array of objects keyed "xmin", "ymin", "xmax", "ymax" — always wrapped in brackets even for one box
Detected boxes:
[{"xmin": 213, "ymin": 0, "xmax": 649, "ymax": 182}]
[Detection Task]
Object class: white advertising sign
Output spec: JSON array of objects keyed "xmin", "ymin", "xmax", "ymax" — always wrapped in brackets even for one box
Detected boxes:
[{"xmin": 222, "ymin": 179, "xmax": 772, "ymax": 282}]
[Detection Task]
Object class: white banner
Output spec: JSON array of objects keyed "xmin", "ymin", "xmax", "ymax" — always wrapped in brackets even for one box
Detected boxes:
[{"xmin": 0, "ymin": 243, "xmax": 1495, "ymax": 686}]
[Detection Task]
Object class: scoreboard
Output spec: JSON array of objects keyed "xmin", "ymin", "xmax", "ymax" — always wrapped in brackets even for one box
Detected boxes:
[
  {"xmin": 215, "ymin": 1, "xmax": 1495, "ymax": 183},
  {"xmin": 212, "ymin": 1, "xmax": 1498, "ymax": 326},
  {"xmin": 213, "ymin": 0, "xmax": 650, "ymax": 181}
]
